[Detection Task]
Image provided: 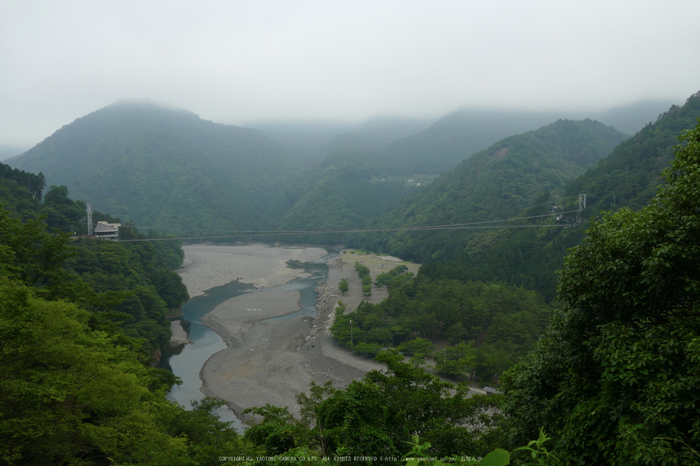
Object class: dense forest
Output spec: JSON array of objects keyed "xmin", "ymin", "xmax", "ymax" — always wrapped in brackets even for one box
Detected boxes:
[
  {"xmin": 8, "ymin": 101, "xmax": 300, "ymax": 235},
  {"xmin": 349, "ymin": 93, "xmax": 700, "ymax": 302},
  {"xmin": 331, "ymin": 263, "xmax": 552, "ymax": 382}
]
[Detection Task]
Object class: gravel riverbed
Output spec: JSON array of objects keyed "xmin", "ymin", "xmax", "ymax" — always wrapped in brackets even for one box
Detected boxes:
[{"xmin": 176, "ymin": 244, "xmax": 384, "ymax": 420}]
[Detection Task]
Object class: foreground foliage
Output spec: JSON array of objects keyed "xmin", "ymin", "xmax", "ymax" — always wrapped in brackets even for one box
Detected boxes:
[
  {"xmin": 0, "ymin": 179, "xmax": 253, "ymax": 464},
  {"xmin": 502, "ymin": 122, "xmax": 700, "ymax": 463},
  {"xmin": 242, "ymin": 352, "xmax": 504, "ymax": 465}
]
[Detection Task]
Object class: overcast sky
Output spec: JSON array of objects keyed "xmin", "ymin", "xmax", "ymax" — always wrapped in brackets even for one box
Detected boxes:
[{"xmin": 1, "ymin": 0, "xmax": 699, "ymax": 148}]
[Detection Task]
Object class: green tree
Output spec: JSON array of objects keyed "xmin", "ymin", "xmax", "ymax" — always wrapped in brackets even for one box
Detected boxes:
[
  {"xmin": 296, "ymin": 380, "xmax": 337, "ymax": 456},
  {"xmin": 436, "ymin": 342, "xmax": 477, "ymax": 379},
  {"xmin": 318, "ymin": 351, "xmax": 503, "ymax": 464},
  {"xmin": 164, "ymin": 397, "xmax": 262, "ymax": 465},
  {"xmin": 502, "ymin": 122, "xmax": 700, "ymax": 464},
  {"xmin": 243, "ymin": 405, "xmax": 307, "ymax": 455},
  {"xmin": 398, "ymin": 338, "xmax": 435, "ymax": 367},
  {"xmin": 338, "ymin": 277, "xmax": 349, "ymax": 294},
  {"xmin": 0, "ymin": 280, "xmax": 190, "ymax": 465}
]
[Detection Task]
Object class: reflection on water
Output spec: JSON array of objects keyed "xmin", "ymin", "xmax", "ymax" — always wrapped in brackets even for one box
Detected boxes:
[{"xmin": 160, "ymin": 250, "xmax": 337, "ymax": 432}]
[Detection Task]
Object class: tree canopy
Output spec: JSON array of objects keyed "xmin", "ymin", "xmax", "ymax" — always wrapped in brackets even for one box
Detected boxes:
[{"xmin": 501, "ymin": 121, "xmax": 700, "ymax": 464}]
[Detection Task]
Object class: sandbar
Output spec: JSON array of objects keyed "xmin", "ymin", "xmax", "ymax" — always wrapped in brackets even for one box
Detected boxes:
[
  {"xmin": 178, "ymin": 243, "xmax": 328, "ymax": 297},
  {"xmin": 176, "ymin": 244, "xmax": 433, "ymax": 420}
]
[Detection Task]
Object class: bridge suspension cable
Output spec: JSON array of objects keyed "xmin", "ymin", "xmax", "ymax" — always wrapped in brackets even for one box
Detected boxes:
[{"xmin": 119, "ymin": 209, "xmax": 583, "ymax": 242}]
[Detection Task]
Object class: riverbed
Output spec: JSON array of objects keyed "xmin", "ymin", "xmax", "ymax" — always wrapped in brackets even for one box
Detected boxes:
[{"xmin": 162, "ymin": 243, "xmax": 386, "ymax": 429}]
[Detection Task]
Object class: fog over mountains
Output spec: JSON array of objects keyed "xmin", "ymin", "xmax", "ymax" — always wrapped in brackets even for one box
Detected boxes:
[
  {"xmin": 4, "ymin": 97, "xmax": 677, "ymax": 237},
  {"xmin": 3, "ymin": 86, "xmax": 700, "ymax": 465}
]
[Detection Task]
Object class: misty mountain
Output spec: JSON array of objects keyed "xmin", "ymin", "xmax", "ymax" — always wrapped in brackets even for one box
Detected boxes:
[
  {"xmin": 319, "ymin": 132, "xmax": 387, "ymax": 156},
  {"xmin": 243, "ymin": 120, "xmax": 356, "ymax": 161},
  {"xmin": 247, "ymin": 115, "xmax": 435, "ymax": 161},
  {"xmin": 370, "ymin": 118, "xmax": 627, "ymax": 233},
  {"xmin": 0, "ymin": 144, "xmax": 26, "ymax": 161},
  {"xmin": 7, "ymin": 101, "xmax": 299, "ymax": 233},
  {"xmin": 276, "ymin": 161, "xmax": 413, "ymax": 238},
  {"xmin": 361, "ymin": 91, "xmax": 700, "ymax": 301},
  {"xmin": 311, "ymin": 100, "xmax": 674, "ymax": 178},
  {"xmin": 595, "ymin": 99, "xmax": 678, "ymax": 135}
]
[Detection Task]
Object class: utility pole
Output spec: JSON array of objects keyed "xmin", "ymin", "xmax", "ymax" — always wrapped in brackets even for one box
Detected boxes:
[
  {"xmin": 87, "ymin": 204, "xmax": 93, "ymax": 237},
  {"xmin": 579, "ymin": 194, "xmax": 587, "ymax": 212}
]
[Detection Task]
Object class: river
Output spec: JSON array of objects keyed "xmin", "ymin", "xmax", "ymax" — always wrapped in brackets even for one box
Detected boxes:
[{"xmin": 159, "ymin": 252, "xmax": 333, "ymax": 431}]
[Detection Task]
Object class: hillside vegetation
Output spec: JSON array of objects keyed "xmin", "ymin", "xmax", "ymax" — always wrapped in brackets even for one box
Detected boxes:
[
  {"xmin": 348, "ymin": 94, "xmax": 700, "ymax": 302},
  {"xmin": 2, "ymin": 92, "xmax": 699, "ymax": 463},
  {"xmin": 503, "ymin": 120, "xmax": 700, "ymax": 463},
  {"xmin": 8, "ymin": 101, "xmax": 300, "ymax": 234}
]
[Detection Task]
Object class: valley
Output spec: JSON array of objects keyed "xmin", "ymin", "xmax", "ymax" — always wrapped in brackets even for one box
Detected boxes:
[
  {"xmin": 167, "ymin": 245, "xmax": 443, "ymax": 428},
  {"xmin": 2, "ymin": 91, "xmax": 699, "ymax": 463}
]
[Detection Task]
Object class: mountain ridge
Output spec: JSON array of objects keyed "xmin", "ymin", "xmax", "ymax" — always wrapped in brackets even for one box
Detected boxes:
[{"xmin": 7, "ymin": 101, "xmax": 300, "ymax": 233}]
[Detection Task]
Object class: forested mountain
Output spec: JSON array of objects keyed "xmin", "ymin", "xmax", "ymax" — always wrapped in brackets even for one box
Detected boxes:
[
  {"xmin": 276, "ymin": 115, "xmax": 627, "ymax": 238},
  {"xmin": 337, "ymin": 101, "xmax": 669, "ymax": 177},
  {"xmin": 276, "ymin": 161, "xmax": 413, "ymax": 237},
  {"xmin": 358, "ymin": 92, "xmax": 700, "ymax": 302},
  {"xmin": 5, "ymin": 99, "xmax": 673, "ymax": 240},
  {"xmin": 301, "ymin": 109, "xmax": 602, "ymax": 182},
  {"xmin": 378, "ymin": 108, "xmax": 577, "ymax": 175},
  {"xmin": 257, "ymin": 101, "xmax": 670, "ymax": 180},
  {"xmin": 350, "ymin": 119, "xmax": 627, "ymax": 265},
  {"xmin": 566, "ymin": 92, "xmax": 700, "ymax": 214},
  {"xmin": 7, "ymin": 101, "xmax": 300, "ymax": 234},
  {"xmin": 0, "ymin": 144, "xmax": 24, "ymax": 161}
]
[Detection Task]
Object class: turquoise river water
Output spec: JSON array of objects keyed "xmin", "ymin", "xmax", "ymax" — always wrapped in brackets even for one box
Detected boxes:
[{"xmin": 159, "ymin": 253, "xmax": 334, "ymax": 431}]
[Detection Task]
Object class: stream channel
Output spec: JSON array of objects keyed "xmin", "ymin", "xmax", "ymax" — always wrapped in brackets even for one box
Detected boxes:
[{"xmin": 159, "ymin": 252, "xmax": 335, "ymax": 431}]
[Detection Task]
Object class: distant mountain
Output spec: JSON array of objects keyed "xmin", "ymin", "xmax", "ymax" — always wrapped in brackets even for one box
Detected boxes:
[
  {"xmin": 371, "ymin": 91, "xmax": 700, "ymax": 301},
  {"xmin": 319, "ymin": 132, "xmax": 387, "ymax": 156},
  {"xmin": 0, "ymin": 144, "xmax": 26, "ymax": 161},
  {"xmin": 7, "ymin": 101, "xmax": 299, "ymax": 234},
  {"xmin": 247, "ymin": 116, "xmax": 435, "ymax": 162},
  {"xmin": 244, "ymin": 120, "xmax": 356, "ymax": 161},
  {"xmin": 377, "ymin": 109, "xmax": 569, "ymax": 175},
  {"xmin": 595, "ymin": 99, "xmax": 678, "ymax": 136},
  {"xmin": 374, "ymin": 118, "xmax": 627, "ymax": 230},
  {"xmin": 310, "ymin": 100, "xmax": 675, "ymax": 178},
  {"xmin": 276, "ymin": 161, "xmax": 413, "ymax": 239}
]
